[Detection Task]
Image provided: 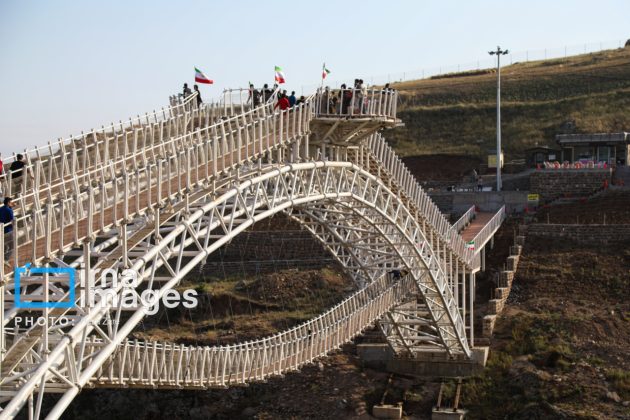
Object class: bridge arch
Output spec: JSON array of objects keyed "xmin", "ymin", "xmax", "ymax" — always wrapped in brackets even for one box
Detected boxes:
[{"xmin": 2, "ymin": 161, "xmax": 469, "ymax": 418}]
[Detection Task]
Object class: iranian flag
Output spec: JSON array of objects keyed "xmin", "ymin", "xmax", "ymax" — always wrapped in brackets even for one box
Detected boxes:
[
  {"xmin": 322, "ymin": 63, "xmax": 331, "ymax": 79},
  {"xmin": 274, "ymin": 66, "xmax": 286, "ymax": 84},
  {"xmin": 194, "ymin": 67, "xmax": 213, "ymax": 84},
  {"xmin": 466, "ymin": 240, "xmax": 475, "ymax": 250}
]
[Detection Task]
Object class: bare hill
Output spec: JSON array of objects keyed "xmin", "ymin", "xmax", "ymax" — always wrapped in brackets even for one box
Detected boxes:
[{"xmin": 389, "ymin": 47, "xmax": 630, "ymax": 159}]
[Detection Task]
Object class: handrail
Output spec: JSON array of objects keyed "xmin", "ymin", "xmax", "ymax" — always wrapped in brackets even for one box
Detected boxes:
[
  {"xmin": 0, "ymin": 92, "xmax": 202, "ymax": 197},
  {"xmin": 470, "ymin": 205, "xmax": 506, "ymax": 251},
  {"xmin": 0, "ymin": 92, "xmax": 197, "ymax": 167},
  {"xmin": 8, "ymin": 100, "xmax": 274, "ymax": 214},
  {"xmin": 89, "ymin": 273, "xmax": 417, "ymax": 387},
  {"xmin": 313, "ymin": 88, "xmax": 397, "ymax": 119},
  {"xmin": 365, "ymin": 133, "xmax": 476, "ymax": 265},
  {"xmin": 453, "ymin": 205, "xmax": 476, "ymax": 233},
  {"xmin": 5, "ymin": 100, "xmax": 313, "ymax": 267}
]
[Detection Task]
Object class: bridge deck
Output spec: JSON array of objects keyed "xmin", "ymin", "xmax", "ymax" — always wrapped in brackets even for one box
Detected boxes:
[{"xmin": 460, "ymin": 212, "xmax": 494, "ymax": 243}]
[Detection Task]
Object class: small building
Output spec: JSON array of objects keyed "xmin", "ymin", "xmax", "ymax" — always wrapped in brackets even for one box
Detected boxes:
[
  {"xmin": 556, "ymin": 132, "xmax": 630, "ymax": 165},
  {"xmin": 525, "ymin": 146, "xmax": 560, "ymax": 167}
]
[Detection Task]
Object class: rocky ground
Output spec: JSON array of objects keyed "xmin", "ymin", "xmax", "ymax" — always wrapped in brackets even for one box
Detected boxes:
[
  {"xmin": 54, "ymin": 345, "xmax": 444, "ymax": 420},
  {"xmin": 462, "ymin": 236, "xmax": 630, "ymax": 419}
]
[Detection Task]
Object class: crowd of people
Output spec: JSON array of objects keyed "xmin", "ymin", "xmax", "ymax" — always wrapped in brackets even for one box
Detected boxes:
[
  {"xmin": 181, "ymin": 81, "xmax": 310, "ymax": 112},
  {"xmin": 181, "ymin": 83, "xmax": 203, "ymax": 107},
  {"xmin": 180, "ymin": 78, "xmax": 396, "ymax": 115},
  {"xmin": 246, "ymin": 84, "xmax": 306, "ymax": 110},
  {"xmin": 319, "ymin": 80, "xmax": 395, "ymax": 115}
]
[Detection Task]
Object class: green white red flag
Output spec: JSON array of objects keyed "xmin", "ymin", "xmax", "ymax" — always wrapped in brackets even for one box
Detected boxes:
[
  {"xmin": 275, "ymin": 66, "xmax": 286, "ymax": 84},
  {"xmin": 194, "ymin": 67, "xmax": 213, "ymax": 84},
  {"xmin": 322, "ymin": 63, "xmax": 331, "ymax": 79}
]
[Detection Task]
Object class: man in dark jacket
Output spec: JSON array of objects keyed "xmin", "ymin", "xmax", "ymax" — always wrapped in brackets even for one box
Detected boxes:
[
  {"xmin": 194, "ymin": 85, "xmax": 202, "ymax": 107},
  {"xmin": 0, "ymin": 196, "xmax": 15, "ymax": 265},
  {"xmin": 9, "ymin": 154, "xmax": 31, "ymax": 194}
]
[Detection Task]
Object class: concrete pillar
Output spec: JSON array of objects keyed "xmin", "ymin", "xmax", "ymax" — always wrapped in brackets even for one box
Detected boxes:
[{"xmin": 481, "ymin": 246, "xmax": 486, "ymax": 271}]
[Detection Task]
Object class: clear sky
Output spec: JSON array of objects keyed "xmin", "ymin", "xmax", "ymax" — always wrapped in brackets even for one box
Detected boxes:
[{"xmin": 1, "ymin": 0, "xmax": 629, "ymax": 156}]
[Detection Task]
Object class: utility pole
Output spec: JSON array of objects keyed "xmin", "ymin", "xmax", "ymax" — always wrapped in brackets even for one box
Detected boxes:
[{"xmin": 489, "ymin": 46, "xmax": 508, "ymax": 191}]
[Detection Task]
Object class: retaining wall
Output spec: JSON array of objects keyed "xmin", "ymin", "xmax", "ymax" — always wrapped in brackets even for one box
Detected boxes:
[
  {"xmin": 529, "ymin": 169, "xmax": 611, "ymax": 202},
  {"xmin": 482, "ymin": 231, "xmax": 526, "ymax": 338},
  {"xmin": 202, "ymin": 215, "xmax": 336, "ymax": 275},
  {"xmin": 527, "ymin": 224, "xmax": 630, "ymax": 244}
]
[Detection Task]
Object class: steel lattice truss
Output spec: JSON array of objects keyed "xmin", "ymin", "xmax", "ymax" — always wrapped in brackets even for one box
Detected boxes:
[
  {"xmin": 0, "ymin": 88, "xmax": 505, "ymax": 419},
  {"xmin": 1, "ymin": 162, "xmax": 468, "ymax": 418}
]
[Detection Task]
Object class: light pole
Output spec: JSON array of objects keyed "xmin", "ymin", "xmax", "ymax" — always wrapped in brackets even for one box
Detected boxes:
[{"xmin": 489, "ymin": 46, "xmax": 508, "ymax": 191}]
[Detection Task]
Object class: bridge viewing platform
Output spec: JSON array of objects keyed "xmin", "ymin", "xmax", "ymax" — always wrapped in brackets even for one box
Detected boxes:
[
  {"xmin": 309, "ymin": 88, "xmax": 401, "ymax": 147},
  {"xmin": 1, "ymin": 86, "xmax": 504, "ymax": 420}
]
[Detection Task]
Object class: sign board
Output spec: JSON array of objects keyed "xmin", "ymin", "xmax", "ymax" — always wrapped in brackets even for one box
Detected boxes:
[
  {"xmin": 527, "ymin": 193, "xmax": 540, "ymax": 202},
  {"xmin": 487, "ymin": 152, "xmax": 504, "ymax": 169}
]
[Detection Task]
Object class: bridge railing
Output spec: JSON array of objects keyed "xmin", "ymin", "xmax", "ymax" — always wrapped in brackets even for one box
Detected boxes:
[
  {"xmin": 313, "ymin": 88, "xmax": 397, "ymax": 119},
  {"xmin": 470, "ymin": 205, "xmax": 506, "ymax": 251},
  {"xmin": 4, "ymin": 97, "xmax": 246, "ymax": 217},
  {"xmin": 220, "ymin": 87, "xmax": 284, "ymax": 117},
  {"xmin": 453, "ymin": 205, "xmax": 476, "ymax": 233},
  {"xmin": 365, "ymin": 133, "xmax": 477, "ymax": 266},
  {"xmin": 88, "ymin": 273, "xmax": 417, "ymax": 388},
  {"xmin": 3, "ymin": 100, "xmax": 312, "ymax": 268},
  {"xmin": 0, "ymin": 92, "xmax": 201, "ymax": 198}
]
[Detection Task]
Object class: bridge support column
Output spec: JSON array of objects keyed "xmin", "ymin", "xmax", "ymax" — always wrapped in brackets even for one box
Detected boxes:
[
  {"xmin": 83, "ymin": 241, "xmax": 92, "ymax": 308},
  {"xmin": 454, "ymin": 262, "xmax": 459, "ymax": 308},
  {"xmin": 121, "ymin": 224, "xmax": 129, "ymax": 269},
  {"xmin": 461, "ymin": 265, "xmax": 466, "ymax": 323},
  {"xmin": 0, "ymin": 270, "xmax": 5, "ymax": 374},
  {"xmin": 300, "ymin": 135, "xmax": 310, "ymax": 161},
  {"xmin": 481, "ymin": 246, "xmax": 486, "ymax": 271},
  {"xmin": 469, "ymin": 272, "xmax": 475, "ymax": 347},
  {"xmin": 0, "ymin": 226, "xmax": 5, "ymax": 373}
]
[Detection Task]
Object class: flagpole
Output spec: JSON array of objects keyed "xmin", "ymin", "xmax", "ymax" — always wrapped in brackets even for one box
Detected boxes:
[{"xmin": 320, "ymin": 62, "xmax": 325, "ymax": 91}]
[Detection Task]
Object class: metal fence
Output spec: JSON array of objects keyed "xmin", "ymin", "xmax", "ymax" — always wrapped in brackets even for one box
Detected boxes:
[
  {"xmin": 0, "ymin": 100, "xmax": 312, "ymax": 269},
  {"xmin": 313, "ymin": 88, "xmax": 397, "ymax": 119}
]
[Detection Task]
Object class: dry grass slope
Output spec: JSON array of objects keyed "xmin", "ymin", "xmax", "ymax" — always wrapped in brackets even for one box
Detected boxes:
[{"xmin": 389, "ymin": 48, "xmax": 630, "ymax": 159}]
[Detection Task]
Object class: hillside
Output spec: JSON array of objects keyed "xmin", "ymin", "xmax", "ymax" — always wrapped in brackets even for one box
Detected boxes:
[{"xmin": 388, "ymin": 47, "xmax": 630, "ymax": 159}]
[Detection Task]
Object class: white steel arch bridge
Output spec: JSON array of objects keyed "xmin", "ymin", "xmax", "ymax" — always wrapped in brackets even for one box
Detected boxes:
[{"xmin": 0, "ymin": 87, "xmax": 505, "ymax": 419}]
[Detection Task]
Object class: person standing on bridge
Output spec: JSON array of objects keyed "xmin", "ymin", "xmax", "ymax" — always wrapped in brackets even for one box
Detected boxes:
[
  {"xmin": 289, "ymin": 91, "xmax": 297, "ymax": 107},
  {"xmin": 0, "ymin": 197, "xmax": 15, "ymax": 267},
  {"xmin": 194, "ymin": 85, "xmax": 202, "ymax": 107},
  {"xmin": 340, "ymin": 84, "xmax": 352, "ymax": 114},
  {"xmin": 263, "ymin": 84, "xmax": 273, "ymax": 102},
  {"xmin": 248, "ymin": 84, "xmax": 262, "ymax": 107},
  {"xmin": 274, "ymin": 93, "xmax": 290, "ymax": 112},
  {"xmin": 360, "ymin": 79, "xmax": 367, "ymax": 113},
  {"xmin": 182, "ymin": 83, "xmax": 192, "ymax": 98},
  {"xmin": 477, "ymin": 175, "xmax": 483, "ymax": 192},
  {"xmin": 9, "ymin": 154, "xmax": 32, "ymax": 194},
  {"xmin": 354, "ymin": 79, "xmax": 363, "ymax": 114}
]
